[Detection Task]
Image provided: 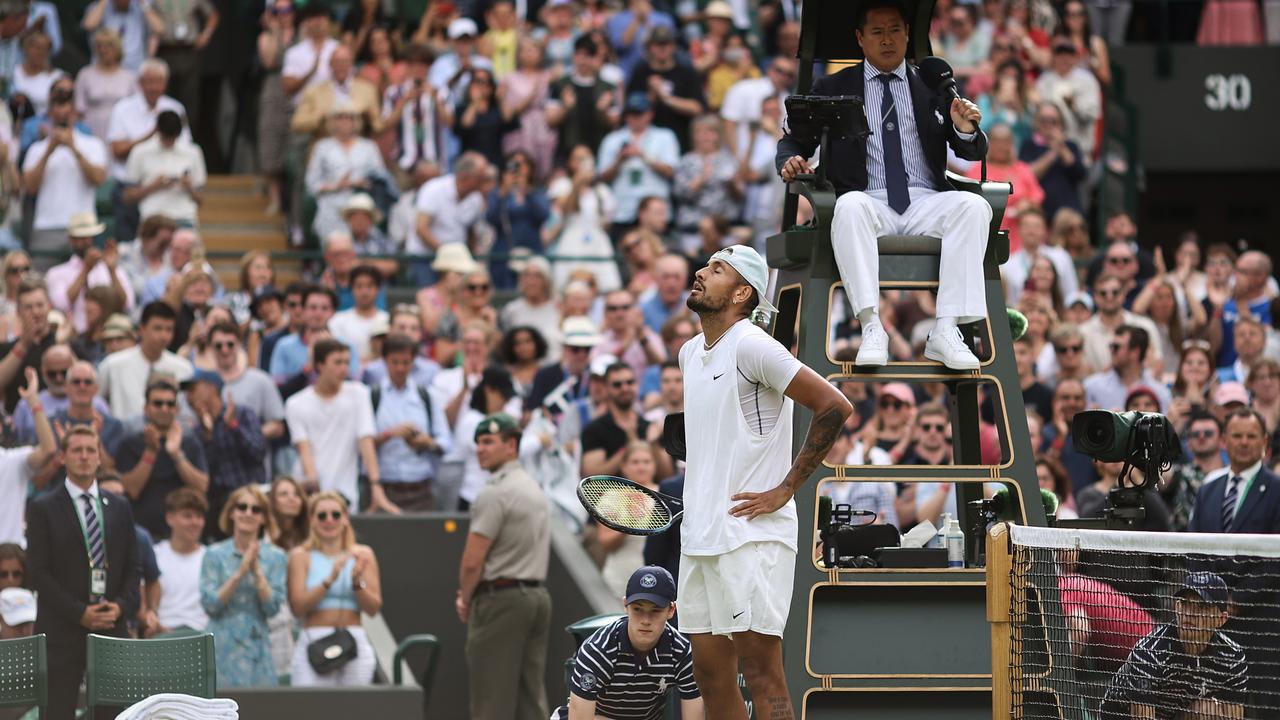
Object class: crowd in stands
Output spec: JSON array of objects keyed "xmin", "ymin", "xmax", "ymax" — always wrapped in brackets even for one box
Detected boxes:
[{"xmin": 0, "ymin": 0, "xmax": 1276, "ymax": 704}]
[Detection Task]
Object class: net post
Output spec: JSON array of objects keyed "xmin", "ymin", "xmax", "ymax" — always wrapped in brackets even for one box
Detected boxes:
[{"xmin": 986, "ymin": 522, "xmax": 1013, "ymax": 720}]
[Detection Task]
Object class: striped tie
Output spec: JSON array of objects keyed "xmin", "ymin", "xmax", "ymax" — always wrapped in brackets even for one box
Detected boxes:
[
  {"xmin": 1221, "ymin": 475, "xmax": 1241, "ymax": 531},
  {"xmin": 82, "ymin": 494, "xmax": 105, "ymax": 569}
]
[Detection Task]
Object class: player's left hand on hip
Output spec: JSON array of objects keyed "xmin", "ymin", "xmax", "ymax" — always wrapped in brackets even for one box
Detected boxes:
[
  {"xmin": 949, "ymin": 98, "xmax": 981, "ymax": 133},
  {"xmin": 729, "ymin": 486, "xmax": 793, "ymax": 520}
]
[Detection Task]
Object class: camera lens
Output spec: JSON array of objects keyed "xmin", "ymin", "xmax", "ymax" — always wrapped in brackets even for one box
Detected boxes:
[{"xmin": 1084, "ymin": 420, "xmax": 1112, "ymax": 448}]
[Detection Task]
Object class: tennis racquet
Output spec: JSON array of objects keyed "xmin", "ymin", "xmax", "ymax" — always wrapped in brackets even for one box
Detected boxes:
[{"xmin": 577, "ymin": 475, "xmax": 684, "ymax": 536}]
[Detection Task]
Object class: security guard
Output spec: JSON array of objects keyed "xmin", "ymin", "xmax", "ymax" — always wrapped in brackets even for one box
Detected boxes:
[{"xmin": 457, "ymin": 413, "xmax": 552, "ymax": 720}]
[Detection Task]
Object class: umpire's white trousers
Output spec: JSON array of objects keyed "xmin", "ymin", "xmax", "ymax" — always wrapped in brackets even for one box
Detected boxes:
[{"xmin": 831, "ymin": 188, "xmax": 992, "ymax": 324}]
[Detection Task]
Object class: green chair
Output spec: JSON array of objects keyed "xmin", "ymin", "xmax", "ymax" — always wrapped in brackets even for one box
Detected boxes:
[
  {"xmin": 393, "ymin": 634, "xmax": 442, "ymax": 715},
  {"xmin": 0, "ymin": 634, "xmax": 47, "ymax": 719},
  {"xmin": 84, "ymin": 633, "xmax": 216, "ymax": 719}
]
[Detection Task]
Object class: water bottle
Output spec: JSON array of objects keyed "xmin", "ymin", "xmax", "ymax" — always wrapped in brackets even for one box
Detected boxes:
[
  {"xmin": 929, "ymin": 513, "xmax": 951, "ymax": 549},
  {"xmin": 946, "ymin": 517, "xmax": 966, "ymax": 568}
]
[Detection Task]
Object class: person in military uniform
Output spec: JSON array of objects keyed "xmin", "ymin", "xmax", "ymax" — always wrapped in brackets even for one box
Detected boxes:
[{"xmin": 456, "ymin": 413, "xmax": 553, "ymax": 720}]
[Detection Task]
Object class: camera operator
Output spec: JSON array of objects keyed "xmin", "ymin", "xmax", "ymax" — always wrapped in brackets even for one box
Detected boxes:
[{"xmin": 1077, "ymin": 458, "xmax": 1171, "ymax": 532}]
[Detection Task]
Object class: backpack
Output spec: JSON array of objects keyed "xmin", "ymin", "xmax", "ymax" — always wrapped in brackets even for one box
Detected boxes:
[{"xmin": 369, "ymin": 384, "xmax": 435, "ymax": 437}]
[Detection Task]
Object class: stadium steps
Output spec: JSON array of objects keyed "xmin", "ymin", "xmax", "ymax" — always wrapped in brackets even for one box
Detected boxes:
[{"xmin": 199, "ymin": 175, "xmax": 302, "ymax": 288}]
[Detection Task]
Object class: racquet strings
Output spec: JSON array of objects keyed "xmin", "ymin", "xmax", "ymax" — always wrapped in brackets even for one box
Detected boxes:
[{"xmin": 581, "ymin": 477, "xmax": 672, "ymax": 531}]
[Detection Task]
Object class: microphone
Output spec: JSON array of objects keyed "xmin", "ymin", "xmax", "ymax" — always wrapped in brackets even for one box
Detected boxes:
[{"xmin": 918, "ymin": 56, "xmax": 960, "ymax": 101}]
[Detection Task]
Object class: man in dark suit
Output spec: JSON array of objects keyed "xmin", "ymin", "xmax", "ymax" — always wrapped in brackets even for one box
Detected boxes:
[
  {"xmin": 1189, "ymin": 408, "xmax": 1280, "ymax": 534},
  {"xmin": 776, "ymin": 0, "xmax": 991, "ymax": 370},
  {"xmin": 1187, "ymin": 407, "xmax": 1280, "ymax": 710},
  {"xmin": 27, "ymin": 424, "xmax": 138, "ymax": 720}
]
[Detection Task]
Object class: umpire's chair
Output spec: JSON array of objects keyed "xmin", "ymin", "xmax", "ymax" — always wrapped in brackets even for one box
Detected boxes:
[{"xmin": 768, "ymin": 2, "xmax": 1051, "ymax": 717}]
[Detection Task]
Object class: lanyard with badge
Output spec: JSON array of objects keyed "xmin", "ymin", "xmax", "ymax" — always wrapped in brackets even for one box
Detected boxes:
[{"xmin": 79, "ymin": 494, "xmax": 108, "ymax": 601}]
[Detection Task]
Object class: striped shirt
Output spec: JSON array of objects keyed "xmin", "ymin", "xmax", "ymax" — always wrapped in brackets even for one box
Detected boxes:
[
  {"xmin": 862, "ymin": 60, "xmax": 933, "ymax": 192},
  {"xmin": 554, "ymin": 617, "xmax": 699, "ymax": 720},
  {"xmin": 1103, "ymin": 623, "xmax": 1248, "ymax": 718}
]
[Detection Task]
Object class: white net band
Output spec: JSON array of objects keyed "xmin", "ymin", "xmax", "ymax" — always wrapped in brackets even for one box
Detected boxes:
[{"xmin": 1009, "ymin": 524, "xmax": 1280, "ymax": 558}]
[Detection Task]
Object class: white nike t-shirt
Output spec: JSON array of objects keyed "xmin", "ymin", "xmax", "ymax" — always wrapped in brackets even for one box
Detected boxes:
[{"xmin": 679, "ymin": 320, "xmax": 803, "ymax": 556}]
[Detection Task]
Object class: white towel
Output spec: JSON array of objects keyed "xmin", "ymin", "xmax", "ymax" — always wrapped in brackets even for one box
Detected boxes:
[{"xmin": 117, "ymin": 693, "xmax": 239, "ymax": 720}]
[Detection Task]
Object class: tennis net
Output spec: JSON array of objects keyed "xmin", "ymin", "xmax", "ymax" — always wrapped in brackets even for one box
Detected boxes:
[{"xmin": 991, "ymin": 524, "xmax": 1280, "ymax": 720}]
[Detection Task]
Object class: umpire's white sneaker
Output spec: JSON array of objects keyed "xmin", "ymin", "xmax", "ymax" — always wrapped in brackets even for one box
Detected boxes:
[
  {"xmin": 924, "ymin": 327, "xmax": 980, "ymax": 370},
  {"xmin": 855, "ymin": 322, "xmax": 889, "ymax": 366}
]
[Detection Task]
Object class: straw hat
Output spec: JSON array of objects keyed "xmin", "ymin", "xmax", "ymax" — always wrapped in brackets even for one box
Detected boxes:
[
  {"xmin": 431, "ymin": 244, "xmax": 480, "ymax": 274},
  {"xmin": 341, "ymin": 193, "xmax": 383, "ymax": 223},
  {"xmin": 68, "ymin": 212, "xmax": 106, "ymax": 238}
]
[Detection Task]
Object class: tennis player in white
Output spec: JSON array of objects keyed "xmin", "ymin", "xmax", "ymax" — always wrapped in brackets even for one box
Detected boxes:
[{"xmin": 679, "ymin": 245, "xmax": 852, "ymax": 720}]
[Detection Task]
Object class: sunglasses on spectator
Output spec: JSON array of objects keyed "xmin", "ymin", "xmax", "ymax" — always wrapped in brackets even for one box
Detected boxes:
[
  {"xmin": 1109, "ymin": 342, "xmax": 1127, "ymax": 353},
  {"xmin": 6, "ymin": 265, "xmax": 30, "ymax": 275},
  {"xmin": 1056, "ymin": 343, "xmax": 1083, "ymax": 354},
  {"xmin": 1106, "ymin": 256, "xmax": 1134, "ymax": 265},
  {"xmin": 918, "ymin": 422, "xmax": 946, "ymax": 433},
  {"xmin": 879, "ymin": 399, "xmax": 908, "ymax": 410},
  {"xmin": 235, "ymin": 503, "xmax": 265, "ymax": 515},
  {"xmin": 69, "ymin": 377, "xmax": 95, "ymax": 386},
  {"xmin": 316, "ymin": 510, "xmax": 344, "ymax": 521},
  {"xmin": 565, "ymin": 345, "xmax": 591, "ymax": 353},
  {"xmin": 45, "ymin": 368, "xmax": 68, "ymax": 379},
  {"xmin": 213, "ymin": 341, "xmax": 237, "ymax": 350},
  {"xmin": 611, "ymin": 378, "xmax": 637, "ymax": 388},
  {"xmin": 466, "ymin": 283, "xmax": 490, "ymax": 292},
  {"xmin": 606, "ymin": 304, "xmax": 632, "ymax": 312},
  {"xmin": 150, "ymin": 399, "xmax": 177, "ymax": 408},
  {"xmin": 1097, "ymin": 288, "xmax": 1122, "ymax": 298},
  {"xmin": 1187, "ymin": 429, "xmax": 1217, "ymax": 440}
]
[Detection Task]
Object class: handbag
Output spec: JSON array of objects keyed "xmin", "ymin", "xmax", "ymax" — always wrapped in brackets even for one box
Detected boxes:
[{"xmin": 307, "ymin": 627, "xmax": 358, "ymax": 674}]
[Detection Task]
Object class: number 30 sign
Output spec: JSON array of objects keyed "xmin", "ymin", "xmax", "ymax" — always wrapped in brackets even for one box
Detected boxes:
[{"xmin": 1204, "ymin": 74, "xmax": 1251, "ymax": 111}]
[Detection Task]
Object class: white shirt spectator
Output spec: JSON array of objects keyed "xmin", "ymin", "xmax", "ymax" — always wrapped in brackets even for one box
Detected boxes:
[
  {"xmin": 1034, "ymin": 66, "xmax": 1101, "ymax": 159},
  {"xmin": 45, "ymin": 254, "xmax": 136, "ymax": 332},
  {"xmin": 1079, "ymin": 312, "xmax": 1163, "ymax": 373},
  {"xmin": 282, "ymin": 38, "xmax": 340, "ymax": 108},
  {"xmin": 22, "ymin": 130, "xmax": 108, "ymax": 231},
  {"xmin": 0, "ymin": 447, "xmax": 35, "ymax": 545},
  {"xmin": 285, "ymin": 381, "xmax": 376, "ymax": 508},
  {"xmin": 412, "ymin": 174, "xmax": 486, "ymax": 254},
  {"xmin": 97, "ymin": 346, "xmax": 195, "ymax": 419},
  {"xmin": 105, "ymin": 92, "xmax": 189, "ymax": 180},
  {"xmin": 330, "ymin": 307, "xmax": 388, "ymax": 360},
  {"xmin": 596, "ymin": 125, "xmax": 680, "ymax": 224},
  {"xmin": 1083, "ymin": 368, "xmax": 1172, "ymax": 412},
  {"xmin": 720, "ymin": 75, "xmax": 785, "ymax": 148},
  {"xmin": 123, "ymin": 135, "xmax": 207, "ymax": 225},
  {"xmin": 153, "ymin": 540, "xmax": 209, "ymax": 631},
  {"xmin": 12, "ymin": 66, "xmax": 66, "ymax": 116},
  {"xmin": 1001, "ymin": 245, "xmax": 1079, "ymax": 306}
]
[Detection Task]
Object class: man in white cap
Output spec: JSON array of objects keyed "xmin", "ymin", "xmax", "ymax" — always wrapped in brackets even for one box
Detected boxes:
[
  {"xmin": 45, "ymin": 212, "xmax": 134, "ymax": 333},
  {"xmin": 429, "ymin": 17, "xmax": 493, "ymax": 108},
  {"xmin": 679, "ymin": 244, "xmax": 851, "ymax": 718}
]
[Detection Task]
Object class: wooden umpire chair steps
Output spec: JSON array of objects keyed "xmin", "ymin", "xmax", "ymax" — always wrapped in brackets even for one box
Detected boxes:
[
  {"xmin": 199, "ymin": 175, "xmax": 300, "ymax": 289},
  {"xmin": 763, "ymin": 0, "xmax": 1047, "ymax": 717}
]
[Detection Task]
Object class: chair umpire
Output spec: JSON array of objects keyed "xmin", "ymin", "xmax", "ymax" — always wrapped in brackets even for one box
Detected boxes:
[{"xmin": 456, "ymin": 413, "xmax": 553, "ymax": 720}]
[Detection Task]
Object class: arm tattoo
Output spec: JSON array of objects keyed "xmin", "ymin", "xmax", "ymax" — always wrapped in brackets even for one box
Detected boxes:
[
  {"xmin": 783, "ymin": 406, "xmax": 844, "ymax": 494},
  {"xmin": 766, "ymin": 695, "xmax": 795, "ymax": 720}
]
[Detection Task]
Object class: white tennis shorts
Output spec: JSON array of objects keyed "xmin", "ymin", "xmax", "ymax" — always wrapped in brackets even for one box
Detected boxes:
[{"xmin": 677, "ymin": 540, "xmax": 796, "ymax": 637}]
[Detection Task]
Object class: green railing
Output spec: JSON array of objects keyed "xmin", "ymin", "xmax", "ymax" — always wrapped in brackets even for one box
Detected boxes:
[{"xmin": 1096, "ymin": 63, "xmax": 1141, "ymax": 238}]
